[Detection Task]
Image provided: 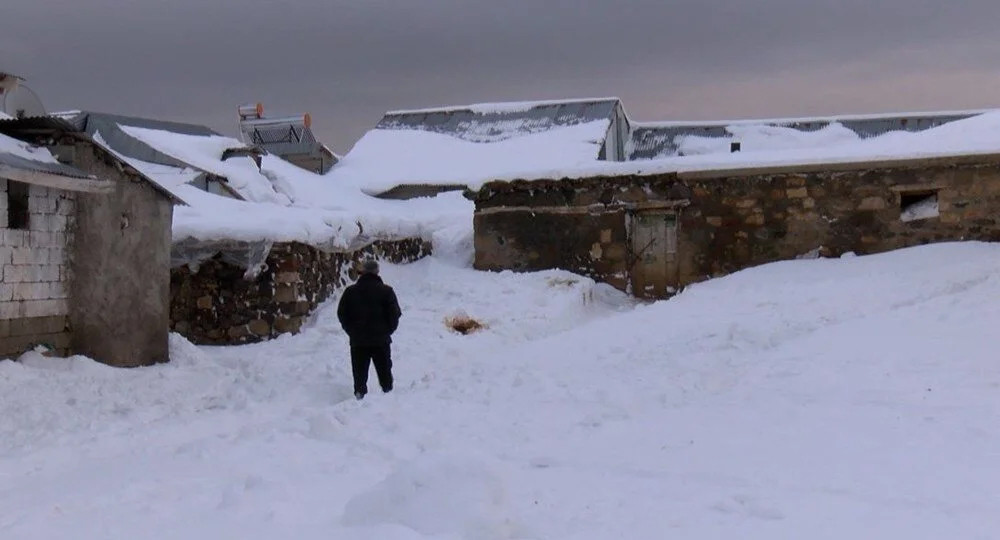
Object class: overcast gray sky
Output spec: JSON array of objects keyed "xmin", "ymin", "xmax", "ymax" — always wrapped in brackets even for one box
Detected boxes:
[{"xmin": 3, "ymin": 0, "xmax": 1000, "ymax": 152}]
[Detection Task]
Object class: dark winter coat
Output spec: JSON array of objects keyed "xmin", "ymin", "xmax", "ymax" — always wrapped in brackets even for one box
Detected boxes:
[{"xmin": 337, "ymin": 273, "xmax": 402, "ymax": 347}]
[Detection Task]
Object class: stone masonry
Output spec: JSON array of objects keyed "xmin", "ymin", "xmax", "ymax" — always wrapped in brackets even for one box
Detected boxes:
[
  {"xmin": 170, "ymin": 238, "xmax": 430, "ymax": 345},
  {"xmin": 474, "ymin": 154, "xmax": 1000, "ymax": 298},
  {"xmin": 0, "ymin": 179, "xmax": 76, "ymax": 358}
]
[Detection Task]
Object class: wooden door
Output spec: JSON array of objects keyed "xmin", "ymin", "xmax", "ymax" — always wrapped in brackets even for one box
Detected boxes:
[{"xmin": 630, "ymin": 211, "xmax": 679, "ymax": 298}]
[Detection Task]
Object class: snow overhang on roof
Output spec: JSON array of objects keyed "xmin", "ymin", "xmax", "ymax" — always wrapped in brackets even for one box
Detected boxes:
[
  {"xmin": 0, "ymin": 114, "xmax": 185, "ymax": 202},
  {"xmin": 0, "ymin": 135, "xmax": 111, "ymax": 193}
]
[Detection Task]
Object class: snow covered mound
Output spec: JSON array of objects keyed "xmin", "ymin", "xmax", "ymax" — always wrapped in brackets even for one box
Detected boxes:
[{"xmin": 2, "ymin": 244, "xmax": 1000, "ymax": 538}]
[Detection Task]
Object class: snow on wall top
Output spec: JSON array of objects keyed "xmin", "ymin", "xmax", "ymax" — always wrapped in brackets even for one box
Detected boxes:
[
  {"xmin": 493, "ymin": 110, "xmax": 1000, "ymax": 183},
  {"xmin": 377, "ymin": 97, "xmax": 621, "ymax": 143},
  {"xmin": 628, "ymin": 109, "xmax": 991, "ymax": 160}
]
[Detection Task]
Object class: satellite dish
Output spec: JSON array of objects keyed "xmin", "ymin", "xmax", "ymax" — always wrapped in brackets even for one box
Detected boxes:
[{"xmin": 2, "ymin": 83, "xmax": 46, "ymax": 119}]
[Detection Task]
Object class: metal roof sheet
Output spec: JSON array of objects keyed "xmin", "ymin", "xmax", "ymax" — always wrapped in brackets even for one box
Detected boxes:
[
  {"xmin": 628, "ymin": 110, "xmax": 988, "ymax": 160},
  {"xmin": 377, "ymin": 98, "xmax": 622, "ymax": 143},
  {"xmin": 0, "ymin": 149, "xmax": 92, "ymax": 179}
]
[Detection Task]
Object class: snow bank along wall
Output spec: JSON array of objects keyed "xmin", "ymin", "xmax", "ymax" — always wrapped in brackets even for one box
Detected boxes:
[
  {"xmin": 1, "ymin": 139, "xmax": 173, "ymax": 366},
  {"xmin": 473, "ymin": 153, "xmax": 1000, "ymax": 299},
  {"xmin": 170, "ymin": 238, "xmax": 430, "ymax": 345}
]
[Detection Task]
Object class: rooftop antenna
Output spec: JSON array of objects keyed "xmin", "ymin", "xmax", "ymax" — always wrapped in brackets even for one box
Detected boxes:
[{"xmin": 1, "ymin": 71, "xmax": 46, "ymax": 119}]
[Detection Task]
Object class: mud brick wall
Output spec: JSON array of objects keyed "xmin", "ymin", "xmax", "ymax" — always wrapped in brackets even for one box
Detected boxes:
[
  {"xmin": 0, "ymin": 180, "xmax": 75, "ymax": 358},
  {"xmin": 474, "ymin": 154, "xmax": 1000, "ymax": 297},
  {"xmin": 170, "ymin": 238, "xmax": 430, "ymax": 345}
]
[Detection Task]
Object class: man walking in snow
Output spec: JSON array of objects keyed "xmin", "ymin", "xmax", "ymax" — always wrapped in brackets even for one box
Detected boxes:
[{"xmin": 337, "ymin": 259, "xmax": 402, "ymax": 400}]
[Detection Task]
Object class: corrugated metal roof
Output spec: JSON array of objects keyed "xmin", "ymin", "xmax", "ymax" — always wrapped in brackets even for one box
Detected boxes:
[
  {"xmin": 0, "ymin": 111, "xmax": 221, "ymax": 169},
  {"xmin": 71, "ymin": 111, "xmax": 219, "ymax": 169},
  {"xmin": 377, "ymin": 98, "xmax": 622, "ymax": 143},
  {"xmin": 628, "ymin": 110, "xmax": 988, "ymax": 160},
  {"xmin": 0, "ymin": 149, "xmax": 92, "ymax": 179},
  {"xmin": 0, "ymin": 112, "xmax": 199, "ymax": 203}
]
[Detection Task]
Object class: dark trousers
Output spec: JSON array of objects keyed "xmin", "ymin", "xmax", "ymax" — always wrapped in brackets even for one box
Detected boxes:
[{"xmin": 351, "ymin": 345, "xmax": 393, "ymax": 396}]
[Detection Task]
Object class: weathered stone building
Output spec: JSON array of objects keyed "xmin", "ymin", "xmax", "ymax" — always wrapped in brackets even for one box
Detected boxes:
[
  {"xmin": 474, "ymin": 153, "xmax": 1000, "ymax": 299},
  {"xmin": 0, "ymin": 126, "xmax": 175, "ymax": 366},
  {"xmin": 170, "ymin": 238, "xmax": 430, "ymax": 345}
]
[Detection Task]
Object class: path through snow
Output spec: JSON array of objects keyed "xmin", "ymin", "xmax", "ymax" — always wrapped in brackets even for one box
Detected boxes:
[{"xmin": 2, "ymin": 244, "xmax": 1000, "ymax": 539}]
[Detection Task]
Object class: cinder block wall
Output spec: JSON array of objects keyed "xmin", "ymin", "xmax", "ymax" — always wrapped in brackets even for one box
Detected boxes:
[{"xmin": 0, "ymin": 179, "xmax": 76, "ymax": 358}]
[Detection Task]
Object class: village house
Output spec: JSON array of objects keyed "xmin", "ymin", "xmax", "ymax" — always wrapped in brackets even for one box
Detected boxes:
[
  {"xmin": 0, "ymin": 126, "xmax": 175, "ymax": 365},
  {"xmin": 341, "ymin": 97, "xmax": 630, "ymax": 199}
]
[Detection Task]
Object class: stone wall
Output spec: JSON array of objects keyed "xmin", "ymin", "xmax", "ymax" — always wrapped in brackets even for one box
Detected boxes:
[
  {"xmin": 474, "ymin": 154, "xmax": 1000, "ymax": 298},
  {"xmin": 170, "ymin": 238, "xmax": 430, "ymax": 345},
  {"xmin": 0, "ymin": 179, "xmax": 75, "ymax": 358}
]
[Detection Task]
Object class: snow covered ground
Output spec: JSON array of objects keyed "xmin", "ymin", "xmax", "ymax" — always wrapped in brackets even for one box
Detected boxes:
[{"xmin": 3, "ymin": 241, "xmax": 1000, "ymax": 539}]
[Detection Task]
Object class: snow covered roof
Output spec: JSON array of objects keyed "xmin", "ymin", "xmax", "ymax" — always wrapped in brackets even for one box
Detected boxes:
[
  {"xmin": 379, "ymin": 97, "xmax": 622, "ymax": 143},
  {"xmin": 327, "ymin": 98, "xmax": 625, "ymax": 194},
  {"xmin": 329, "ymin": 120, "xmax": 613, "ymax": 194},
  {"xmin": 493, "ymin": 110, "xmax": 1000, "ymax": 184},
  {"xmin": 628, "ymin": 109, "xmax": 990, "ymax": 160},
  {"xmin": 62, "ymin": 111, "xmax": 219, "ymax": 170},
  {"xmin": 0, "ymin": 132, "xmax": 108, "ymax": 192}
]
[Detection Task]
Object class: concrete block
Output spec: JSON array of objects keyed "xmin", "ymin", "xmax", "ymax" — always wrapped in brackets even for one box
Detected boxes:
[
  {"xmin": 49, "ymin": 215, "xmax": 68, "ymax": 232},
  {"xmin": 2, "ymin": 230, "xmax": 26, "ymax": 247},
  {"xmin": 0, "ymin": 246, "xmax": 11, "ymax": 265},
  {"xmin": 0, "ymin": 301, "xmax": 20, "ymax": 319},
  {"xmin": 22, "ymin": 298, "xmax": 68, "ymax": 318},
  {"xmin": 47, "ymin": 247, "xmax": 67, "ymax": 266},
  {"xmin": 48, "ymin": 281, "xmax": 67, "ymax": 299},
  {"xmin": 57, "ymin": 198, "xmax": 75, "ymax": 216},
  {"xmin": 9, "ymin": 315, "xmax": 66, "ymax": 336},
  {"xmin": 11, "ymin": 248, "xmax": 47, "ymax": 265},
  {"xmin": 12, "ymin": 282, "xmax": 47, "ymax": 301},
  {"xmin": 0, "ymin": 283, "xmax": 12, "ymax": 301}
]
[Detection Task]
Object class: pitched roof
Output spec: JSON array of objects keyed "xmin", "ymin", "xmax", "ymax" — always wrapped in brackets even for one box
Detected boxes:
[
  {"xmin": 628, "ymin": 109, "xmax": 991, "ymax": 160},
  {"xmin": 378, "ymin": 97, "xmax": 622, "ymax": 143},
  {"xmin": 0, "ymin": 132, "xmax": 111, "ymax": 193}
]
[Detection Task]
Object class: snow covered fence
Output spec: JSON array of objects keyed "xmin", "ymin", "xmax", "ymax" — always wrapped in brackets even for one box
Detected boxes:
[{"xmin": 169, "ymin": 238, "xmax": 430, "ymax": 345}]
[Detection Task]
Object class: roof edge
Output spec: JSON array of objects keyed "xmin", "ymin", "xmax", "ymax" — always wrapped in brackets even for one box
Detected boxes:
[{"xmin": 385, "ymin": 97, "xmax": 623, "ymax": 116}]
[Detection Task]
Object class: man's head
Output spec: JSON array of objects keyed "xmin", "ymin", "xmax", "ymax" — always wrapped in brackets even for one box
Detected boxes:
[{"xmin": 360, "ymin": 259, "xmax": 379, "ymax": 276}]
